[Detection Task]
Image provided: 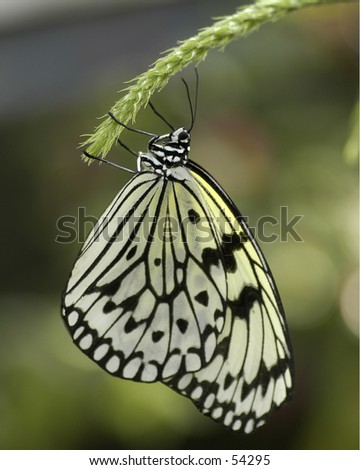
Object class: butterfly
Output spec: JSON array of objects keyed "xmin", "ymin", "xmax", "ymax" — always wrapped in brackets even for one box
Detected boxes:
[{"xmin": 62, "ymin": 75, "xmax": 294, "ymax": 433}]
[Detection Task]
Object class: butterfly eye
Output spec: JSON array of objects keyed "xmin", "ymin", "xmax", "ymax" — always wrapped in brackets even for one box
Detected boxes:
[{"xmin": 178, "ymin": 130, "xmax": 189, "ymax": 141}]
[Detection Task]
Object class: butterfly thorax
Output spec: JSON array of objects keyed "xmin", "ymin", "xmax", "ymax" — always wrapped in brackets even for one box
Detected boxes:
[{"xmin": 138, "ymin": 127, "xmax": 190, "ymax": 177}]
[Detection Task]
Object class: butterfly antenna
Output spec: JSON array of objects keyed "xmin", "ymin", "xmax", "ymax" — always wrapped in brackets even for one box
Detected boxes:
[
  {"xmin": 148, "ymin": 101, "xmax": 175, "ymax": 131},
  {"xmin": 182, "ymin": 68, "xmax": 198, "ymax": 131},
  {"xmin": 108, "ymin": 112, "xmax": 156, "ymax": 137},
  {"xmin": 83, "ymin": 150, "xmax": 136, "ymax": 174},
  {"xmin": 192, "ymin": 68, "xmax": 199, "ymax": 131}
]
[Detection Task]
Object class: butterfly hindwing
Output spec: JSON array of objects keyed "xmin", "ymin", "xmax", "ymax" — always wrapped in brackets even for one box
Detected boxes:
[{"xmin": 62, "ymin": 169, "xmax": 229, "ymax": 382}]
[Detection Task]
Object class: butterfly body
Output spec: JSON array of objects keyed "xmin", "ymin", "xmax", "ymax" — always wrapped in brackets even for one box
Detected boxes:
[{"xmin": 62, "ymin": 123, "xmax": 294, "ymax": 433}]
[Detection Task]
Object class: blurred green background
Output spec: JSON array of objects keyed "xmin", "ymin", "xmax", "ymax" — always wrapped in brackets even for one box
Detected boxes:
[{"xmin": 0, "ymin": 0, "xmax": 358, "ymax": 450}]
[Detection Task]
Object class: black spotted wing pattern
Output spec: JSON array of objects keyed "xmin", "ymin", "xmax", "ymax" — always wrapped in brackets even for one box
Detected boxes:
[
  {"xmin": 62, "ymin": 170, "xmax": 229, "ymax": 382},
  {"xmin": 164, "ymin": 161, "xmax": 294, "ymax": 433}
]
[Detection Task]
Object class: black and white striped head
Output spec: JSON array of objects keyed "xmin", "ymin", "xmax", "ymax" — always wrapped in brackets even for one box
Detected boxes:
[{"xmin": 148, "ymin": 127, "xmax": 191, "ymax": 167}]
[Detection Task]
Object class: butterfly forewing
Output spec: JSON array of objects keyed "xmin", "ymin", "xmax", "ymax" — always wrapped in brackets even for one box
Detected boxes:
[{"xmin": 164, "ymin": 161, "xmax": 293, "ymax": 433}]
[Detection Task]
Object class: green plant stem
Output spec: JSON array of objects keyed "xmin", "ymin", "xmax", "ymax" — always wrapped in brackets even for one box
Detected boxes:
[{"xmin": 83, "ymin": 0, "xmax": 346, "ymax": 159}]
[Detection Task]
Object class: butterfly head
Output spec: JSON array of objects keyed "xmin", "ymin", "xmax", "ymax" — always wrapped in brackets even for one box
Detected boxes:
[
  {"xmin": 140, "ymin": 127, "xmax": 191, "ymax": 175},
  {"xmin": 169, "ymin": 127, "xmax": 191, "ymax": 145},
  {"xmin": 148, "ymin": 127, "xmax": 190, "ymax": 162}
]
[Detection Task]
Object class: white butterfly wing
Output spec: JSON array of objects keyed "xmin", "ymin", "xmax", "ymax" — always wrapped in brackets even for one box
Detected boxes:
[
  {"xmin": 62, "ymin": 170, "xmax": 229, "ymax": 382},
  {"xmin": 62, "ymin": 149, "xmax": 293, "ymax": 432},
  {"xmin": 164, "ymin": 161, "xmax": 294, "ymax": 433}
]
